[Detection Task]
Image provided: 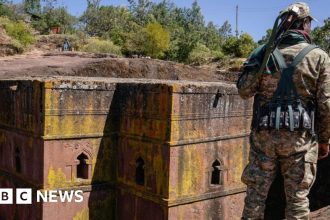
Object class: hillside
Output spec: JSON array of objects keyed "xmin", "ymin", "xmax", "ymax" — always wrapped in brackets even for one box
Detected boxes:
[
  {"xmin": 0, "ymin": 51, "xmax": 240, "ymax": 83},
  {"xmin": 0, "ymin": 27, "xmax": 17, "ymax": 56}
]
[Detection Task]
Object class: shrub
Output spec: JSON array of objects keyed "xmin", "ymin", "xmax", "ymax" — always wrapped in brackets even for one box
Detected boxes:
[
  {"xmin": 237, "ymin": 33, "xmax": 257, "ymax": 57},
  {"xmin": 0, "ymin": 17, "xmax": 35, "ymax": 55},
  {"xmin": 211, "ymin": 50, "xmax": 226, "ymax": 61},
  {"xmin": 187, "ymin": 43, "xmax": 212, "ymax": 65},
  {"xmin": 73, "ymin": 31, "xmax": 89, "ymax": 50},
  {"xmin": 81, "ymin": 38, "xmax": 122, "ymax": 55},
  {"xmin": 222, "ymin": 33, "xmax": 256, "ymax": 58},
  {"xmin": 9, "ymin": 39, "xmax": 24, "ymax": 53},
  {"xmin": 124, "ymin": 23, "xmax": 170, "ymax": 58},
  {"xmin": 0, "ymin": 17, "xmax": 35, "ymax": 48},
  {"xmin": 123, "ymin": 28, "xmax": 145, "ymax": 56},
  {"xmin": 222, "ymin": 36, "xmax": 238, "ymax": 57}
]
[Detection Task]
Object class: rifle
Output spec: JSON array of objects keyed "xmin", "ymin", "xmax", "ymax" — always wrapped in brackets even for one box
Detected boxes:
[{"xmin": 256, "ymin": 9, "xmax": 299, "ymax": 82}]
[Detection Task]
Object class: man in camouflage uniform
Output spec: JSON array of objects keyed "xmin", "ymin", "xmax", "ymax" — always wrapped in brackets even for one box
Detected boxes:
[{"xmin": 237, "ymin": 2, "xmax": 330, "ymax": 220}]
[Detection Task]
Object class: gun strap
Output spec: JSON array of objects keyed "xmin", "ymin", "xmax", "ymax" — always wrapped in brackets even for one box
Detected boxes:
[{"xmin": 256, "ymin": 16, "xmax": 282, "ymax": 80}]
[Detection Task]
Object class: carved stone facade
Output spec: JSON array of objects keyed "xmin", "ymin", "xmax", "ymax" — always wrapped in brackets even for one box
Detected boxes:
[{"xmin": 0, "ymin": 77, "xmax": 252, "ymax": 220}]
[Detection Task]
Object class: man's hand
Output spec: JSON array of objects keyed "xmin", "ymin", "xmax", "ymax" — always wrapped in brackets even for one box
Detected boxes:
[{"xmin": 318, "ymin": 143, "xmax": 330, "ymax": 160}]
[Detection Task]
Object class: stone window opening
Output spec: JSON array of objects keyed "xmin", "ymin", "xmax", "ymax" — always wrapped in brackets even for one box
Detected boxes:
[
  {"xmin": 213, "ymin": 90, "xmax": 222, "ymax": 108},
  {"xmin": 135, "ymin": 157, "xmax": 145, "ymax": 186},
  {"xmin": 15, "ymin": 147, "xmax": 21, "ymax": 173},
  {"xmin": 77, "ymin": 153, "xmax": 89, "ymax": 180},
  {"xmin": 211, "ymin": 160, "xmax": 223, "ymax": 185}
]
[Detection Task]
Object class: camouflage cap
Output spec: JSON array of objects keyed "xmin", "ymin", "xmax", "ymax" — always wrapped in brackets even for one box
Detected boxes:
[{"xmin": 281, "ymin": 2, "xmax": 317, "ymax": 21}]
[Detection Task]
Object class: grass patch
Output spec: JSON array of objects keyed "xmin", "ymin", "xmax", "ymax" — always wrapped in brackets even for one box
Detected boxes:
[
  {"xmin": 81, "ymin": 38, "xmax": 122, "ymax": 55},
  {"xmin": 0, "ymin": 17, "xmax": 35, "ymax": 53}
]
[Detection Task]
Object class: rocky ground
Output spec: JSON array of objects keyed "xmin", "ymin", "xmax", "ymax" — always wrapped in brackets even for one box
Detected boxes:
[{"xmin": 0, "ymin": 51, "xmax": 240, "ymax": 83}]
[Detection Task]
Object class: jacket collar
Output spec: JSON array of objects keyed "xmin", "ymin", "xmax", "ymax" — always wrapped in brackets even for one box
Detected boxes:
[{"xmin": 280, "ymin": 30, "xmax": 312, "ymax": 45}]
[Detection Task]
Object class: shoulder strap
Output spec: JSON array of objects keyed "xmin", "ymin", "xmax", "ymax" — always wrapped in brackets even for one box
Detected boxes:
[
  {"xmin": 273, "ymin": 48, "xmax": 287, "ymax": 70},
  {"xmin": 290, "ymin": 44, "xmax": 318, "ymax": 67},
  {"xmin": 272, "ymin": 44, "xmax": 318, "ymax": 70}
]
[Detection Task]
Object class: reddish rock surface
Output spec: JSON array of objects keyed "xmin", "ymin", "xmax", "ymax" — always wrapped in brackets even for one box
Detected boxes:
[{"xmin": 0, "ymin": 52, "xmax": 240, "ymax": 83}]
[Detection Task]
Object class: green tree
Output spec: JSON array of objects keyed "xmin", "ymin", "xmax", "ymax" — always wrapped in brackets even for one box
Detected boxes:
[
  {"xmin": 0, "ymin": 1, "xmax": 26, "ymax": 20},
  {"xmin": 124, "ymin": 22, "xmax": 170, "ymax": 58},
  {"xmin": 50, "ymin": 7, "xmax": 77, "ymax": 33},
  {"xmin": 237, "ymin": 33, "xmax": 257, "ymax": 57},
  {"xmin": 87, "ymin": 0, "xmax": 101, "ymax": 8},
  {"xmin": 258, "ymin": 28, "xmax": 272, "ymax": 45},
  {"xmin": 184, "ymin": 0, "xmax": 205, "ymax": 43},
  {"xmin": 32, "ymin": 6, "xmax": 77, "ymax": 34},
  {"xmin": 218, "ymin": 20, "xmax": 232, "ymax": 40},
  {"xmin": 79, "ymin": 0, "xmax": 102, "ymax": 36},
  {"xmin": 0, "ymin": 1, "xmax": 11, "ymax": 17},
  {"xmin": 142, "ymin": 22, "xmax": 170, "ymax": 58},
  {"xmin": 128, "ymin": 0, "xmax": 153, "ymax": 25},
  {"xmin": 187, "ymin": 0, "xmax": 204, "ymax": 29},
  {"xmin": 123, "ymin": 28, "xmax": 145, "ymax": 55},
  {"xmin": 170, "ymin": 1, "xmax": 205, "ymax": 62},
  {"xmin": 222, "ymin": 33, "xmax": 256, "ymax": 57},
  {"xmin": 81, "ymin": 5, "xmax": 137, "ymax": 45},
  {"xmin": 43, "ymin": 0, "xmax": 57, "ymax": 10},
  {"xmin": 80, "ymin": 2, "xmax": 98, "ymax": 36},
  {"xmin": 222, "ymin": 36, "xmax": 237, "ymax": 56},
  {"xmin": 149, "ymin": 0, "xmax": 175, "ymax": 26},
  {"xmin": 312, "ymin": 18, "xmax": 330, "ymax": 53},
  {"xmin": 203, "ymin": 21, "xmax": 222, "ymax": 51},
  {"xmin": 160, "ymin": 7, "xmax": 187, "ymax": 61},
  {"xmin": 24, "ymin": 0, "xmax": 41, "ymax": 14}
]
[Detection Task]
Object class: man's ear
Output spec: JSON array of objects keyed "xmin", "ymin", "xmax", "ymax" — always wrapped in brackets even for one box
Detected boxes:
[{"xmin": 303, "ymin": 18, "xmax": 312, "ymax": 33}]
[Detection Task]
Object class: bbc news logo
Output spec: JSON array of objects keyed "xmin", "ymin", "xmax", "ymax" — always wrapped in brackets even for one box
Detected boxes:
[{"xmin": 0, "ymin": 188, "xmax": 83, "ymax": 204}]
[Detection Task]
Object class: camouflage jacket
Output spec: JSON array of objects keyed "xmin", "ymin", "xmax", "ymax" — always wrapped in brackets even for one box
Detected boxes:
[{"xmin": 237, "ymin": 31, "xmax": 330, "ymax": 144}]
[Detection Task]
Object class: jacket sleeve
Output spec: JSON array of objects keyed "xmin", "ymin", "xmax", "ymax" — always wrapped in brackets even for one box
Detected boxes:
[
  {"xmin": 236, "ymin": 45, "xmax": 267, "ymax": 100},
  {"xmin": 316, "ymin": 54, "xmax": 330, "ymax": 144},
  {"xmin": 236, "ymin": 59, "xmax": 261, "ymax": 100}
]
